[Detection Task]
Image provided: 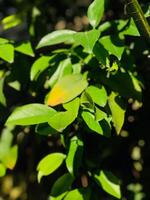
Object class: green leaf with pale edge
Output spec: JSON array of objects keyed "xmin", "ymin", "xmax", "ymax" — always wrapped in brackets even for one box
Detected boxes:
[
  {"xmin": 0, "ymin": 44, "xmax": 14, "ymax": 63},
  {"xmin": 47, "ymin": 74, "xmax": 88, "ymax": 106},
  {"xmin": 87, "ymin": 0, "xmax": 104, "ymax": 28},
  {"xmin": 37, "ymin": 153, "xmax": 66, "ymax": 182},
  {"xmin": 51, "ymin": 173, "xmax": 74, "ymax": 197},
  {"xmin": 66, "ymin": 136, "xmax": 83, "ymax": 176},
  {"xmin": 108, "ymin": 92, "xmax": 125, "ymax": 134},
  {"xmin": 99, "ymin": 35, "xmax": 124, "ymax": 60},
  {"xmin": 15, "ymin": 41, "xmax": 34, "ymax": 57},
  {"xmin": 73, "ymin": 29, "xmax": 100, "ymax": 53},
  {"xmin": 0, "ymin": 163, "xmax": 6, "ymax": 177},
  {"xmin": 94, "ymin": 170, "xmax": 121, "ymax": 199},
  {"xmin": 82, "ymin": 111, "xmax": 103, "ymax": 135},
  {"xmin": 30, "ymin": 55, "xmax": 54, "ymax": 80},
  {"xmin": 86, "ymin": 85, "xmax": 107, "ymax": 107},
  {"xmin": 6, "ymin": 103, "xmax": 57, "ymax": 125},
  {"xmin": 37, "ymin": 30, "xmax": 76, "ymax": 49},
  {"xmin": 48, "ymin": 98, "xmax": 80, "ymax": 132}
]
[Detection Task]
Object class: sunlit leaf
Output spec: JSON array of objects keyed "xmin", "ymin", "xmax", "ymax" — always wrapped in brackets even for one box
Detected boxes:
[
  {"xmin": 48, "ymin": 98, "xmax": 80, "ymax": 132},
  {"xmin": 37, "ymin": 153, "xmax": 66, "ymax": 182},
  {"xmin": 47, "ymin": 58, "xmax": 72, "ymax": 87},
  {"xmin": 15, "ymin": 41, "xmax": 34, "ymax": 57},
  {"xmin": 94, "ymin": 170, "xmax": 121, "ymax": 199},
  {"xmin": 37, "ymin": 30, "xmax": 76, "ymax": 49},
  {"xmin": 0, "ymin": 163, "xmax": 6, "ymax": 177},
  {"xmin": 64, "ymin": 188, "xmax": 91, "ymax": 200},
  {"xmin": 2, "ymin": 145, "xmax": 18, "ymax": 169},
  {"xmin": 6, "ymin": 103, "xmax": 57, "ymax": 125},
  {"xmin": 0, "ymin": 78, "xmax": 6, "ymax": 106},
  {"xmin": 108, "ymin": 92, "xmax": 125, "ymax": 134},
  {"xmin": 0, "ymin": 44, "xmax": 14, "ymax": 63},
  {"xmin": 82, "ymin": 111, "xmax": 103, "ymax": 135},
  {"xmin": 47, "ymin": 74, "xmax": 88, "ymax": 106},
  {"xmin": 86, "ymin": 85, "xmax": 107, "ymax": 107},
  {"xmin": 2, "ymin": 14, "xmax": 22, "ymax": 30},
  {"xmin": 66, "ymin": 136, "xmax": 83, "ymax": 176},
  {"xmin": 87, "ymin": 0, "xmax": 104, "ymax": 28},
  {"xmin": 73, "ymin": 29, "xmax": 100, "ymax": 53},
  {"xmin": 99, "ymin": 35, "xmax": 125, "ymax": 60},
  {"xmin": 30, "ymin": 55, "xmax": 54, "ymax": 80}
]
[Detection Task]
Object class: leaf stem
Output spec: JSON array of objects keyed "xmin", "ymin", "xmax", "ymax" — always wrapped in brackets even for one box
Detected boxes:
[{"xmin": 125, "ymin": 0, "xmax": 150, "ymax": 43}]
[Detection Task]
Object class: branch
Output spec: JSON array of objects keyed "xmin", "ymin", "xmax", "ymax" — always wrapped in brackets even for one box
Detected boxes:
[{"xmin": 125, "ymin": 0, "xmax": 150, "ymax": 43}]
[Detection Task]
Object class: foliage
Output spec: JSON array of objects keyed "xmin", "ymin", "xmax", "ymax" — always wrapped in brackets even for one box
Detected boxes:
[{"xmin": 0, "ymin": 0, "xmax": 149, "ymax": 199}]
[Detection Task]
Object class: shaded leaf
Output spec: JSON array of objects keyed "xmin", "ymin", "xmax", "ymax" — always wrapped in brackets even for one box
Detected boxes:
[
  {"xmin": 87, "ymin": 0, "xmax": 104, "ymax": 28},
  {"xmin": 94, "ymin": 170, "xmax": 121, "ymax": 199},
  {"xmin": 47, "ymin": 74, "xmax": 88, "ymax": 106},
  {"xmin": 37, "ymin": 153, "xmax": 66, "ymax": 182},
  {"xmin": 37, "ymin": 30, "xmax": 76, "ymax": 49},
  {"xmin": 2, "ymin": 14, "xmax": 22, "ymax": 30},
  {"xmin": 6, "ymin": 103, "xmax": 57, "ymax": 125},
  {"xmin": 51, "ymin": 173, "xmax": 74, "ymax": 196}
]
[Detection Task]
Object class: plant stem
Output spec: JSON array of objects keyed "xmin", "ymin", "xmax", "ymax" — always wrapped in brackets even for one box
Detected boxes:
[{"xmin": 125, "ymin": 0, "xmax": 150, "ymax": 43}]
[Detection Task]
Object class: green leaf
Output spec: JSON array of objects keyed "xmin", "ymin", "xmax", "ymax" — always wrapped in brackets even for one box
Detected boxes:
[
  {"xmin": 6, "ymin": 103, "xmax": 57, "ymax": 125},
  {"xmin": 50, "ymin": 192, "xmax": 67, "ymax": 200},
  {"xmin": 47, "ymin": 58, "xmax": 72, "ymax": 87},
  {"xmin": 48, "ymin": 98, "xmax": 80, "ymax": 132},
  {"xmin": 82, "ymin": 111, "xmax": 103, "ymax": 135},
  {"xmin": 30, "ymin": 55, "xmax": 54, "ymax": 80},
  {"xmin": 0, "ymin": 126, "xmax": 13, "ymax": 160},
  {"xmin": 86, "ymin": 85, "xmax": 107, "ymax": 107},
  {"xmin": 37, "ymin": 153, "xmax": 66, "ymax": 182},
  {"xmin": 51, "ymin": 173, "xmax": 74, "ymax": 197},
  {"xmin": 94, "ymin": 170, "xmax": 121, "ymax": 199},
  {"xmin": 37, "ymin": 30, "xmax": 76, "ymax": 49},
  {"xmin": 66, "ymin": 136, "xmax": 83, "ymax": 176},
  {"xmin": 108, "ymin": 92, "xmax": 125, "ymax": 134},
  {"xmin": 93, "ymin": 41, "xmax": 109, "ymax": 65},
  {"xmin": 87, "ymin": 0, "xmax": 104, "ymax": 28},
  {"xmin": 64, "ymin": 188, "xmax": 91, "ymax": 200},
  {"xmin": 0, "ymin": 163, "xmax": 6, "ymax": 177},
  {"xmin": 0, "ymin": 38, "xmax": 9, "ymax": 44},
  {"xmin": 35, "ymin": 123, "xmax": 57, "ymax": 136},
  {"xmin": 73, "ymin": 29, "xmax": 100, "ymax": 53},
  {"xmin": 15, "ymin": 41, "xmax": 34, "ymax": 57},
  {"xmin": 2, "ymin": 145, "xmax": 18, "ymax": 169},
  {"xmin": 0, "ymin": 44, "xmax": 14, "ymax": 63},
  {"xmin": 0, "ymin": 78, "xmax": 6, "ymax": 106},
  {"xmin": 95, "ymin": 107, "xmax": 107, "ymax": 121},
  {"xmin": 99, "ymin": 35, "xmax": 125, "ymax": 60},
  {"xmin": 98, "ymin": 69, "xmax": 142, "ymax": 101},
  {"xmin": 2, "ymin": 14, "xmax": 22, "ymax": 30},
  {"xmin": 120, "ymin": 19, "xmax": 140, "ymax": 37},
  {"xmin": 47, "ymin": 74, "xmax": 88, "ymax": 106}
]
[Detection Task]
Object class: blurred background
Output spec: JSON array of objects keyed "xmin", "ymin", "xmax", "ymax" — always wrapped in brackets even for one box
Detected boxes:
[{"xmin": 0, "ymin": 0, "xmax": 150, "ymax": 199}]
